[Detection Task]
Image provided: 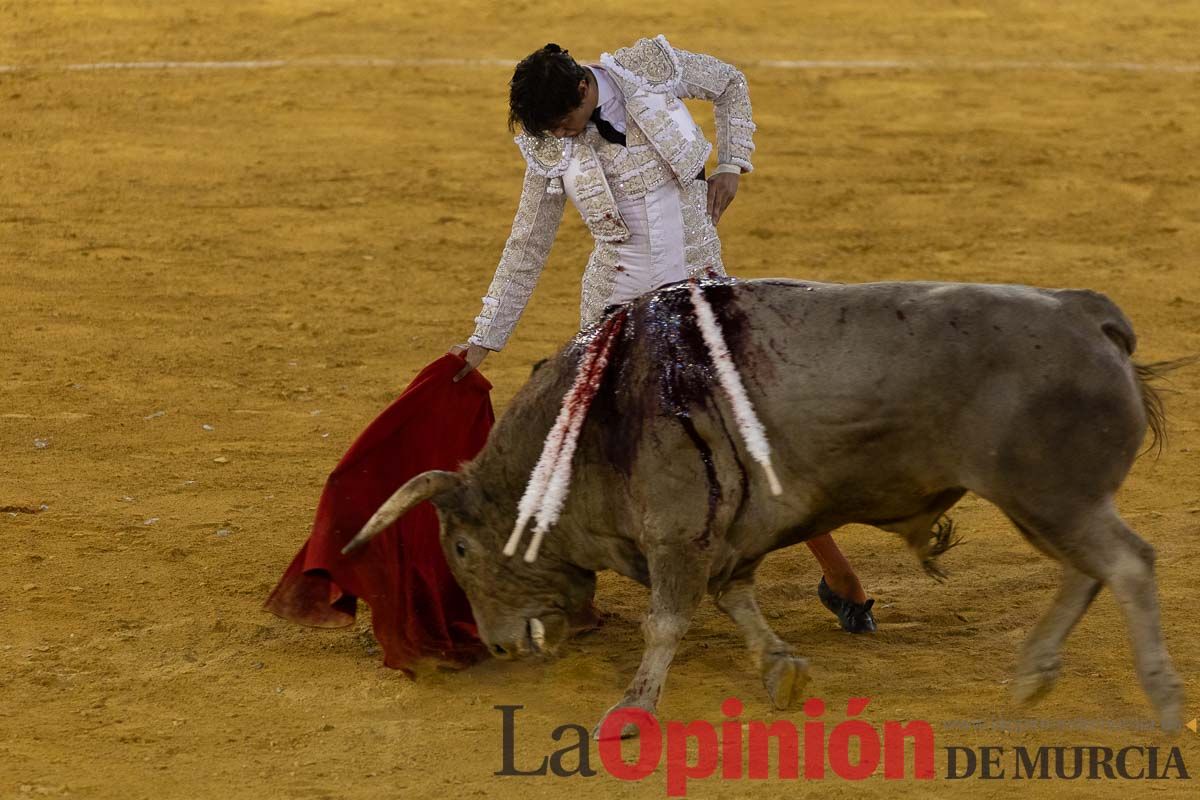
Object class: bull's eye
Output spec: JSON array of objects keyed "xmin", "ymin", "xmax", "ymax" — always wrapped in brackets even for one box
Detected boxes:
[{"xmin": 454, "ymin": 540, "xmax": 467, "ymax": 558}]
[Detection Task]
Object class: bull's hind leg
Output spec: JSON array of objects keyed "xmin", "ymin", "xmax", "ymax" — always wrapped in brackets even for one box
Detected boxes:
[
  {"xmin": 1008, "ymin": 504, "xmax": 1183, "ymax": 729},
  {"xmin": 1092, "ymin": 512, "xmax": 1184, "ymax": 730},
  {"xmin": 715, "ymin": 569, "xmax": 809, "ymax": 710},
  {"xmin": 1013, "ymin": 562, "xmax": 1100, "ymax": 704}
]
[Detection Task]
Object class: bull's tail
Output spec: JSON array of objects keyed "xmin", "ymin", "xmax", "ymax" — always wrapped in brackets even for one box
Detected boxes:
[
  {"xmin": 1087, "ymin": 294, "xmax": 1195, "ymax": 458},
  {"xmin": 1133, "ymin": 357, "xmax": 1198, "ymax": 457}
]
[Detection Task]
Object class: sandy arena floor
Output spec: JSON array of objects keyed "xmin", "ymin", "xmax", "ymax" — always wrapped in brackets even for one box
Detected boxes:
[{"xmin": 2, "ymin": 2, "xmax": 1199, "ymax": 798}]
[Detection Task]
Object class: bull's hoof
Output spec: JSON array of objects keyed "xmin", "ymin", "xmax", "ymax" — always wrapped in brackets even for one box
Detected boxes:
[
  {"xmin": 1012, "ymin": 659, "xmax": 1060, "ymax": 706},
  {"xmin": 1148, "ymin": 669, "xmax": 1185, "ymax": 733},
  {"xmin": 593, "ymin": 702, "xmax": 656, "ymax": 741},
  {"xmin": 762, "ymin": 652, "xmax": 810, "ymax": 710},
  {"xmin": 1157, "ymin": 701, "xmax": 1183, "ymax": 734}
]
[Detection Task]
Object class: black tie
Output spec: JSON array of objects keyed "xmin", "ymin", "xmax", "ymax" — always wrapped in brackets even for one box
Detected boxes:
[
  {"xmin": 590, "ymin": 107, "xmax": 626, "ymax": 147},
  {"xmin": 588, "ymin": 108, "xmax": 705, "ymax": 180}
]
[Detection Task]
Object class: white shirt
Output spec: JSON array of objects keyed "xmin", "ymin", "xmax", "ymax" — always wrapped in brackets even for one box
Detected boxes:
[
  {"xmin": 590, "ymin": 65, "xmax": 627, "ymax": 135},
  {"xmin": 585, "ymin": 65, "xmax": 689, "ymax": 304}
]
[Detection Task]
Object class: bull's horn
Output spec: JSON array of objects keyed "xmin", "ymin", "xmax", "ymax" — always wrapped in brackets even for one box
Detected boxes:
[
  {"xmin": 341, "ymin": 470, "xmax": 459, "ymax": 555},
  {"xmin": 529, "ymin": 618, "xmax": 545, "ymax": 651}
]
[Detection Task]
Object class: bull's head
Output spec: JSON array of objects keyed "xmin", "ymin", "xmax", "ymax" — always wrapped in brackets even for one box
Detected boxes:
[{"xmin": 341, "ymin": 470, "xmax": 595, "ymax": 660}]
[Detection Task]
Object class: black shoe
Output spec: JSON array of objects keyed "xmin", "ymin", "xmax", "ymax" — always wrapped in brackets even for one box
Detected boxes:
[{"xmin": 818, "ymin": 577, "xmax": 877, "ymax": 633}]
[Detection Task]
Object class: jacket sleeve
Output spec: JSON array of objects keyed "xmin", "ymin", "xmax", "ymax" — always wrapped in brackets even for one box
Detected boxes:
[
  {"xmin": 671, "ymin": 48, "xmax": 756, "ymax": 173},
  {"xmin": 468, "ymin": 166, "xmax": 567, "ymax": 351}
]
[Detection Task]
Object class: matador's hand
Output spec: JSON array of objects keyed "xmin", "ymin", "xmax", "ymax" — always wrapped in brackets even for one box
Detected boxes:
[
  {"xmin": 450, "ymin": 343, "xmax": 491, "ymax": 382},
  {"xmin": 706, "ymin": 172, "xmax": 740, "ymax": 226}
]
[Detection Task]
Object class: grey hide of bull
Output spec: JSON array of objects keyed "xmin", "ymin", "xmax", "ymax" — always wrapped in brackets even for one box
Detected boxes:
[{"xmin": 343, "ymin": 278, "xmax": 1187, "ymax": 736}]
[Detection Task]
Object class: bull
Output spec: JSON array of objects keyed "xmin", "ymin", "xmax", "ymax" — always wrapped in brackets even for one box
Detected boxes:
[{"xmin": 344, "ymin": 279, "xmax": 1186, "ymax": 734}]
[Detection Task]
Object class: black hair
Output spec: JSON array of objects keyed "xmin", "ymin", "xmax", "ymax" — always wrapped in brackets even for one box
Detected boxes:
[{"xmin": 507, "ymin": 43, "xmax": 588, "ymax": 137}]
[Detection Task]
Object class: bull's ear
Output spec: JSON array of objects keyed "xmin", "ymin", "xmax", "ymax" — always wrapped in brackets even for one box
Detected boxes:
[
  {"xmin": 432, "ymin": 474, "xmax": 486, "ymax": 531},
  {"xmin": 426, "ymin": 470, "xmax": 469, "ymax": 514},
  {"xmin": 341, "ymin": 470, "xmax": 462, "ymax": 555}
]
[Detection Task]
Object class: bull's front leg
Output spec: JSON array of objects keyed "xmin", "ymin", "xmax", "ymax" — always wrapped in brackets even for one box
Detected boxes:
[
  {"xmin": 593, "ymin": 541, "xmax": 711, "ymax": 740},
  {"xmin": 715, "ymin": 572, "xmax": 809, "ymax": 710}
]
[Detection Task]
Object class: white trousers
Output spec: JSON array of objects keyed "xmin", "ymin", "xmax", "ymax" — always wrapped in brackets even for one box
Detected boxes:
[{"xmin": 605, "ymin": 179, "xmax": 690, "ymax": 305}]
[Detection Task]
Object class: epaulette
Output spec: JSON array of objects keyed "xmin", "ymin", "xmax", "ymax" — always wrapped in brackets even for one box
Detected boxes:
[
  {"xmin": 600, "ymin": 34, "xmax": 681, "ymax": 94},
  {"xmin": 514, "ymin": 133, "xmax": 571, "ymax": 177}
]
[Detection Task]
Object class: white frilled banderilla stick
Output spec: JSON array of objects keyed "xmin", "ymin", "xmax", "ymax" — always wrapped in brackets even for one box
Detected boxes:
[
  {"xmin": 506, "ymin": 282, "xmax": 782, "ymax": 563},
  {"xmin": 688, "ymin": 280, "xmax": 784, "ymax": 496},
  {"xmin": 504, "ymin": 311, "xmax": 627, "ymax": 563}
]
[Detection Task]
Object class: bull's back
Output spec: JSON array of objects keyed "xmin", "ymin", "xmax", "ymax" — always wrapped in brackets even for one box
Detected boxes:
[{"xmin": 725, "ymin": 279, "xmax": 1146, "ymax": 511}]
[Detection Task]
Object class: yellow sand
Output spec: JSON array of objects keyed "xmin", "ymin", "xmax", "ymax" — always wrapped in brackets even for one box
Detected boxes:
[{"xmin": 2, "ymin": 2, "xmax": 1198, "ymax": 797}]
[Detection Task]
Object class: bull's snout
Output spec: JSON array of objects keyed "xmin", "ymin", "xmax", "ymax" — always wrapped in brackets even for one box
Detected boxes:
[
  {"xmin": 485, "ymin": 635, "xmax": 528, "ymax": 660},
  {"xmin": 482, "ymin": 617, "xmax": 553, "ymax": 660}
]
